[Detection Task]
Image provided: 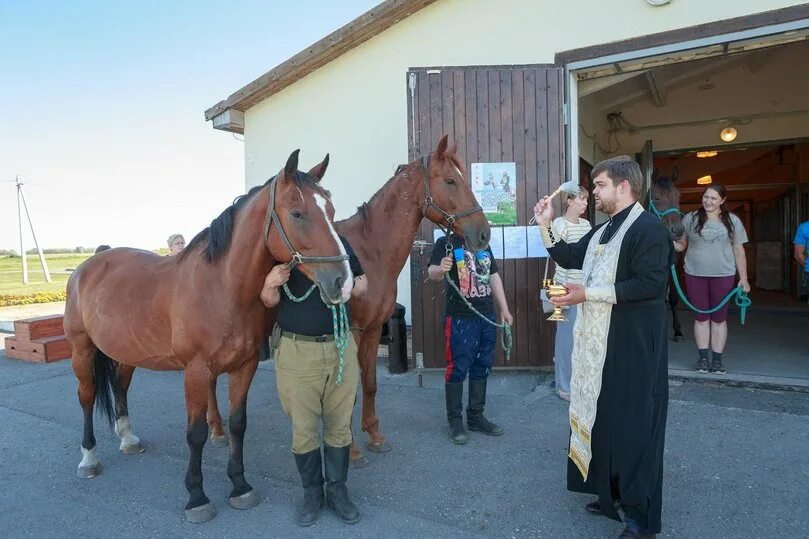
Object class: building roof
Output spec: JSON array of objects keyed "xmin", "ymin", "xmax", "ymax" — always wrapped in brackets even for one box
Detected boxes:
[{"xmin": 204, "ymin": 0, "xmax": 438, "ymax": 122}]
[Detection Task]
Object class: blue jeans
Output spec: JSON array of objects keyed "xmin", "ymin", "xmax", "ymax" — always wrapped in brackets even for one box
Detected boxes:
[
  {"xmin": 553, "ymin": 305, "xmax": 577, "ymax": 394},
  {"xmin": 443, "ymin": 315, "xmax": 496, "ymax": 383}
]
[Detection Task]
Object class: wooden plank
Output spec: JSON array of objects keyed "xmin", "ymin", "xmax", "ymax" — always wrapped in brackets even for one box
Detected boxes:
[
  {"xmin": 410, "ymin": 69, "xmax": 431, "ymax": 367},
  {"xmin": 474, "ymin": 70, "xmax": 491, "ymax": 363},
  {"xmin": 547, "ymin": 67, "xmax": 563, "ymax": 193},
  {"xmin": 4, "ymin": 336, "xmax": 70, "ymax": 363},
  {"xmin": 453, "ymin": 70, "xmax": 467, "ymax": 167},
  {"xmin": 510, "ymin": 68, "xmax": 530, "ymax": 367},
  {"xmin": 441, "ymin": 69, "xmax": 455, "ymax": 143},
  {"xmin": 13, "ymin": 314, "xmax": 64, "ymax": 341},
  {"xmin": 425, "ymin": 69, "xmax": 443, "ymax": 368},
  {"xmin": 523, "ymin": 69, "xmax": 540, "ymax": 367},
  {"xmin": 487, "ymin": 69, "xmax": 506, "ymax": 367}
]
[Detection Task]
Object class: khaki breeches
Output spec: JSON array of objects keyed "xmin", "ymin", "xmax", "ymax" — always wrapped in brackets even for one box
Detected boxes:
[{"xmin": 274, "ymin": 334, "xmax": 359, "ymax": 454}]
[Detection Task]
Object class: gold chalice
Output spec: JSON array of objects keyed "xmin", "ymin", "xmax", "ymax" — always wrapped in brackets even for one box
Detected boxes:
[{"xmin": 542, "ymin": 279, "xmax": 568, "ymax": 322}]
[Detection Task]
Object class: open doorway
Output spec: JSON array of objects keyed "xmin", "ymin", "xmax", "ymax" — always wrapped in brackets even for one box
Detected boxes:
[{"xmin": 573, "ymin": 31, "xmax": 809, "ymax": 383}]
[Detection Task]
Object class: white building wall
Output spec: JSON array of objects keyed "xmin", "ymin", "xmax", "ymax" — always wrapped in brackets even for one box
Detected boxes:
[{"xmin": 242, "ymin": 0, "xmax": 802, "ymax": 321}]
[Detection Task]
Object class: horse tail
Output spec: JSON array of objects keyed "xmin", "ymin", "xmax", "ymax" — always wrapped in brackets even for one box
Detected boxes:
[{"xmin": 93, "ymin": 348, "xmax": 118, "ymax": 431}]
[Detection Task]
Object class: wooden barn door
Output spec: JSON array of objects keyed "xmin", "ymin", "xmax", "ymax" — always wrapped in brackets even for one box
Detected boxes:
[{"xmin": 407, "ymin": 65, "xmax": 565, "ymax": 370}]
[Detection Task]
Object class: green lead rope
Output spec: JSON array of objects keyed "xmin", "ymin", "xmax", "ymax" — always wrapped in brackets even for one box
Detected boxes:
[
  {"xmin": 668, "ymin": 266, "xmax": 752, "ymax": 325},
  {"xmin": 283, "ymin": 283, "xmax": 350, "ymax": 384}
]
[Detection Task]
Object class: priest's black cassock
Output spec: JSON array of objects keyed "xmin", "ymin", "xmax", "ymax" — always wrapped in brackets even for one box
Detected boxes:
[{"xmin": 546, "ymin": 203, "xmax": 673, "ymax": 534}]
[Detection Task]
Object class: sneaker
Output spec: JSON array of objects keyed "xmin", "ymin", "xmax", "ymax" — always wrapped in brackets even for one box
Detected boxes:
[
  {"xmin": 695, "ymin": 358, "xmax": 709, "ymax": 373},
  {"xmin": 710, "ymin": 359, "xmax": 726, "ymax": 374},
  {"xmin": 556, "ymin": 390, "xmax": 570, "ymax": 402}
]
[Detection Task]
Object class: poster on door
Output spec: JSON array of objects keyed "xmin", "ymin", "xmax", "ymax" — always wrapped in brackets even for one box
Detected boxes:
[{"xmin": 470, "ymin": 162, "xmax": 517, "ymax": 225}]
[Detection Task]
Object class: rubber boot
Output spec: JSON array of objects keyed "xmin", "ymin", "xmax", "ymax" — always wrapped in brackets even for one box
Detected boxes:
[
  {"xmin": 445, "ymin": 382, "xmax": 468, "ymax": 444},
  {"xmin": 467, "ymin": 378, "xmax": 504, "ymax": 435},
  {"xmin": 293, "ymin": 449, "xmax": 324, "ymax": 527},
  {"xmin": 323, "ymin": 445, "xmax": 360, "ymax": 524}
]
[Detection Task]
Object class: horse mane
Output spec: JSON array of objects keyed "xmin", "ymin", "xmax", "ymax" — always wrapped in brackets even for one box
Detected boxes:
[{"xmin": 180, "ymin": 171, "xmax": 328, "ymax": 264}]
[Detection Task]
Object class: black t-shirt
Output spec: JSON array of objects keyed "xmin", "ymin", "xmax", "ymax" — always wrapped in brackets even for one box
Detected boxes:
[
  {"xmin": 429, "ymin": 235, "xmax": 499, "ymax": 318},
  {"xmin": 276, "ymin": 236, "xmax": 364, "ymax": 336}
]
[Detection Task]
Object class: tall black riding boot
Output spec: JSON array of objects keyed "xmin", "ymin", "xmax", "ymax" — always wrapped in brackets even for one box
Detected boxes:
[
  {"xmin": 467, "ymin": 378, "xmax": 504, "ymax": 436},
  {"xmin": 293, "ymin": 449, "xmax": 324, "ymax": 527},
  {"xmin": 323, "ymin": 444, "xmax": 360, "ymax": 524},
  {"xmin": 445, "ymin": 382, "xmax": 468, "ymax": 444}
]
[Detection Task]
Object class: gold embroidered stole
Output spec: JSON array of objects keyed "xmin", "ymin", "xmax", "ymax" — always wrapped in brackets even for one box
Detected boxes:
[{"xmin": 568, "ymin": 203, "xmax": 644, "ymax": 480}]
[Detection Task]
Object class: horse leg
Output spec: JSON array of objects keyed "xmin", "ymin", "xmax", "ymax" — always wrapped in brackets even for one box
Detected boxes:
[
  {"xmin": 113, "ymin": 364, "xmax": 145, "ymax": 455},
  {"xmin": 183, "ymin": 364, "xmax": 217, "ymax": 523},
  {"xmin": 207, "ymin": 376, "xmax": 229, "ymax": 448},
  {"xmin": 669, "ymin": 281, "xmax": 684, "ymax": 342},
  {"xmin": 71, "ymin": 334, "xmax": 102, "ymax": 479},
  {"xmin": 225, "ymin": 359, "xmax": 260, "ymax": 510},
  {"xmin": 359, "ymin": 326, "xmax": 390, "ymax": 454}
]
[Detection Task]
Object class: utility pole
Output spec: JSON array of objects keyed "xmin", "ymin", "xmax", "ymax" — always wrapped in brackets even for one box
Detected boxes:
[{"xmin": 15, "ymin": 176, "xmax": 51, "ymax": 284}]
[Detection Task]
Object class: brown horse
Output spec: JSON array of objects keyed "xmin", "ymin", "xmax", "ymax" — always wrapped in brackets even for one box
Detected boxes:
[
  {"xmin": 650, "ymin": 171, "xmax": 686, "ymax": 341},
  {"xmin": 63, "ymin": 150, "xmax": 351, "ymax": 523},
  {"xmin": 206, "ymin": 135, "xmax": 491, "ymax": 465}
]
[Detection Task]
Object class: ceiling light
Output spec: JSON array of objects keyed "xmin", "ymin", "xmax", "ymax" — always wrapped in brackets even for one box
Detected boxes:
[
  {"xmin": 697, "ymin": 175, "xmax": 713, "ymax": 185},
  {"xmin": 720, "ymin": 127, "xmax": 737, "ymax": 142},
  {"xmin": 696, "ymin": 151, "xmax": 718, "ymax": 158}
]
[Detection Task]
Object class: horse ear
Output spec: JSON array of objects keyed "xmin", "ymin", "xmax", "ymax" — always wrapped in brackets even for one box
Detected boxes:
[
  {"xmin": 436, "ymin": 135, "xmax": 449, "ymax": 158},
  {"xmin": 448, "ymin": 140, "xmax": 458, "ymax": 155},
  {"xmin": 308, "ymin": 153, "xmax": 330, "ymax": 181},
  {"xmin": 284, "ymin": 149, "xmax": 300, "ymax": 178}
]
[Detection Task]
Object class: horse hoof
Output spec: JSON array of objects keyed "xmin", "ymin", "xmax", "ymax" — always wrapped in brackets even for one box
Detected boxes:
[
  {"xmin": 366, "ymin": 440, "xmax": 392, "ymax": 454},
  {"xmin": 229, "ymin": 489, "xmax": 260, "ymax": 510},
  {"xmin": 120, "ymin": 442, "xmax": 146, "ymax": 455},
  {"xmin": 185, "ymin": 502, "xmax": 217, "ymax": 523},
  {"xmin": 210, "ymin": 434, "xmax": 229, "ymax": 448},
  {"xmin": 349, "ymin": 455, "xmax": 370, "ymax": 469},
  {"xmin": 673, "ymin": 335, "xmax": 684, "ymax": 343},
  {"xmin": 77, "ymin": 464, "xmax": 102, "ymax": 479}
]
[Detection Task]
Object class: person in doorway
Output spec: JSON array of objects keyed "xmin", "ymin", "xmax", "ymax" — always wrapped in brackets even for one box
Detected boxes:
[
  {"xmin": 167, "ymin": 233, "xmax": 185, "ymax": 255},
  {"xmin": 795, "ymin": 218, "xmax": 809, "ymax": 302},
  {"xmin": 534, "ymin": 156, "xmax": 672, "ymax": 538},
  {"xmin": 428, "ymin": 235, "xmax": 513, "ymax": 445},
  {"xmin": 550, "ymin": 187, "xmax": 592, "ymax": 401},
  {"xmin": 673, "ymin": 184, "xmax": 750, "ymax": 374},
  {"xmin": 259, "ymin": 236, "xmax": 366, "ymax": 527}
]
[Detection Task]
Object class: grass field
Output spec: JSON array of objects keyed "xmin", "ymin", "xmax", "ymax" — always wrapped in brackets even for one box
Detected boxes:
[{"xmin": 0, "ymin": 254, "xmax": 91, "ymax": 297}]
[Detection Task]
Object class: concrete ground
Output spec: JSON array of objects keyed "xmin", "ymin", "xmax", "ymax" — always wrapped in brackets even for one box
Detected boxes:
[
  {"xmin": 667, "ymin": 308, "xmax": 809, "ymax": 388},
  {"xmin": 1, "ymin": 348, "xmax": 807, "ymax": 538}
]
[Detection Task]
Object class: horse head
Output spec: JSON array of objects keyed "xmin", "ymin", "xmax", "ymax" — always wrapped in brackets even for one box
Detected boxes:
[
  {"xmin": 267, "ymin": 150, "xmax": 352, "ymax": 304},
  {"xmin": 651, "ymin": 172, "xmax": 685, "ymax": 241},
  {"xmin": 422, "ymin": 135, "xmax": 491, "ymax": 252}
]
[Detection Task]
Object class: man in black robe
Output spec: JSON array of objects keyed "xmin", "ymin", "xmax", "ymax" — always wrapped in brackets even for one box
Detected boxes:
[{"xmin": 534, "ymin": 156, "xmax": 673, "ymax": 538}]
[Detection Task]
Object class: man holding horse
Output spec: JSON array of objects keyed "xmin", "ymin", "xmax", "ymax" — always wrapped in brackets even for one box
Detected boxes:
[
  {"xmin": 428, "ymin": 234, "xmax": 512, "ymax": 445},
  {"xmin": 260, "ymin": 236, "xmax": 367, "ymax": 527},
  {"xmin": 534, "ymin": 156, "xmax": 673, "ymax": 538}
]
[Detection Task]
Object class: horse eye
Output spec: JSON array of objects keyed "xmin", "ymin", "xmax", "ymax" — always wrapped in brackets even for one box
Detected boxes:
[
  {"xmin": 444, "ymin": 178, "xmax": 456, "ymax": 185},
  {"xmin": 290, "ymin": 210, "xmax": 304, "ymax": 219}
]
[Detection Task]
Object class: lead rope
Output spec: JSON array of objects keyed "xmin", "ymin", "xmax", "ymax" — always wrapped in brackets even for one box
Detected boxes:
[
  {"xmin": 648, "ymin": 187, "xmax": 752, "ymax": 325},
  {"xmin": 282, "ymin": 283, "xmax": 350, "ymax": 384},
  {"xmin": 442, "ymin": 234, "xmax": 513, "ymax": 361}
]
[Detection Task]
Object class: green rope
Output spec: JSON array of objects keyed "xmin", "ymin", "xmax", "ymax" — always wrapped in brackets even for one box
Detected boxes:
[
  {"xmin": 669, "ymin": 265, "xmax": 752, "ymax": 325},
  {"xmin": 443, "ymin": 274, "xmax": 513, "ymax": 361},
  {"xmin": 282, "ymin": 283, "xmax": 350, "ymax": 384}
]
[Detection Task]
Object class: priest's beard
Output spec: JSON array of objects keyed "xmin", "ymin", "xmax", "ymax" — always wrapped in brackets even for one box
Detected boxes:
[{"xmin": 595, "ymin": 195, "xmax": 617, "ymax": 215}]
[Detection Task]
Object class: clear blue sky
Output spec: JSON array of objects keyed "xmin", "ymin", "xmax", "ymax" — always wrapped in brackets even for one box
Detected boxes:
[{"xmin": 0, "ymin": 0, "xmax": 380, "ymax": 252}]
